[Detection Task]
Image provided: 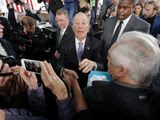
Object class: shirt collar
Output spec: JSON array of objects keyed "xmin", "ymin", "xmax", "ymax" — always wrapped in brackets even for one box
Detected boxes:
[
  {"xmin": 119, "ymin": 14, "xmax": 132, "ymax": 24},
  {"xmin": 75, "ymin": 37, "xmax": 86, "ymax": 44}
]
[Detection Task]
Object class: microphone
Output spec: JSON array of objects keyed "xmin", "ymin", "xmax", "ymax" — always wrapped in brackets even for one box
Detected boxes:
[{"xmin": 0, "ymin": 72, "xmax": 13, "ymax": 76}]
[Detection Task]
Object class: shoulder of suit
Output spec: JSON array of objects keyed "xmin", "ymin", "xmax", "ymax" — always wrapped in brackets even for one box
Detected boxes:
[
  {"xmin": 103, "ymin": 17, "xmax": 117, "ymax": 27},
  {"xmin": 105, "ymin": 16, "xmax": 117, "ymax": 22},
  {"xmin": 132, "ymin": 14, "xmax": 150, "ymax": 26}
]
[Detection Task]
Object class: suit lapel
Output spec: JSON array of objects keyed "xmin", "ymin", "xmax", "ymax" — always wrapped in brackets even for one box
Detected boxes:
[
  {"xmin": 56, "ymin": 28, "xmax": 61, "ymax": 48},
  {"xmin": 81, "ymin": 37, "xmax": 91, "ymax": 59},
  {"xmin": 108, "ymin": 17, "xmax": 118, "ymax": 45},
  {"xmin": 71, "ymin": 39, "xmax": 79, "ymax": 66},
  {"xmin": 123, "ymin": 14, "xmax": 135, "ymax": 33},
  {"xmin": 110, "ymin": 17, "xmax": 118, "ymax": 35}
]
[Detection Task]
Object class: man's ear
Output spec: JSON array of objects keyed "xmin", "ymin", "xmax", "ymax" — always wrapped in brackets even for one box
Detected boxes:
[{"xmin": 115, "ymin": 66, "xmax": 128, "ymax": 77}]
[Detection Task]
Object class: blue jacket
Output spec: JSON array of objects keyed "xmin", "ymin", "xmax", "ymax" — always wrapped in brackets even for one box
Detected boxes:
[
  {"xmin": 141, "ymin": 14, "xmax": 160, "ymax": 38},
  {"xmin": 151, "ymin": 15, "xmax": 160, "ymax": 38}
]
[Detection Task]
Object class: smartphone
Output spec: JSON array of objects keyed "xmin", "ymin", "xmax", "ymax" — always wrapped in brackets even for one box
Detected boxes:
[{"xmin": 21, "ymin": 59, "xmax": 41, "ymax": 74}]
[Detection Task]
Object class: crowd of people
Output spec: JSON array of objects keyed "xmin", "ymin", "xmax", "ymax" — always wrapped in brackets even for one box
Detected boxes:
[{"xmin": 0, "ymin": 0, "xmax": 160, "ymax": 119}]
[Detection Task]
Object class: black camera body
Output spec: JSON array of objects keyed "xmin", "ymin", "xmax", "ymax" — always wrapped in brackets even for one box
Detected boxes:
[{"xmin": 1, "ymin": 56, "xmax": 19, "ymax": 67}]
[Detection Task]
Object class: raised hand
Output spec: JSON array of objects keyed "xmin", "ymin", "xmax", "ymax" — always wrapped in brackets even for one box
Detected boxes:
[
  {"xmin": 40, "ymin": 61, "xmax": 68, "ymax": 100},
  {"xmin": 19, "ymin": 67, "xmax": 38, "ymax": 90}
]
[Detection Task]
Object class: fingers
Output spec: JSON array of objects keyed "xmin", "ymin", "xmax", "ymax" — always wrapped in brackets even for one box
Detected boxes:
[
  {"xmin": 0, "ymin": 64, "xmax": 11, "ymax": 87},
  {"xmin": 82, "ymin": 64, "xmax": 93, "ymax": 73},
  {"xmin": 19, "ymin": 66, "xmax": 38, "ymax": 89},
  {"xmin": 40, "ymin": 62, "xmax": 50, "ymax": 84},
  {"xmin": 1, "ymin": 63, "xmax": 11, "ymax": 73},
  {"xmin": 64, "ymin": 69, "xmax": 79, "ymax": 79},
  {"xmin": 79, "ymin": 59, "xmax": 95, "ymax": 73},
  {"xmin": 40, "ymin": 61, "xmax": 54, "ymax": 87}
]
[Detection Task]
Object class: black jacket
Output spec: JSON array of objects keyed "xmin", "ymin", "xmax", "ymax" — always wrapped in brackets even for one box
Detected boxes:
[{"xmin": 77, "ymin": 81, "xmax": 160, "ymax": 120}]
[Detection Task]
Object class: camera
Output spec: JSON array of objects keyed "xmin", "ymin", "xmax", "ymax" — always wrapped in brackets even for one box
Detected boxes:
[{"xmin": 1, "ymin": 56, "xmax": 19, "ymax": 67}]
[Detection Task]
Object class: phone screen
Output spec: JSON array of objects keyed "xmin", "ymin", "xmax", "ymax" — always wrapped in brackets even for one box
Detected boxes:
[{"xmin": 21, "ymin": 59, "xmax": 41, "ymax": 74}]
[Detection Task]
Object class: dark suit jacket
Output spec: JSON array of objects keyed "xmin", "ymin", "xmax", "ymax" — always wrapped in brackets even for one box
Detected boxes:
[
  {"xmin": 56, "ymin": 36, "xmax": 104, "ymax": 88},
  {"xmin": 101, "ymin": 14, "xmax": 150, "ymax": 70},
  {"xmin": 80, "ymin": 81, "xmax": 160, "ymax": 120},
  {"xmin": 56, "ymin": 25, "xmax": 74, "ymax": 51},
  {"xmin": 150, "ymin": 15, "xmax": 160, "ymax": 38}
]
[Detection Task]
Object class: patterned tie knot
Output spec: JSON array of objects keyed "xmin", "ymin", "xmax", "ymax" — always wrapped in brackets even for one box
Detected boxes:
[
  {"xmin": 78, "ymin": 42, "xmax": 83, "ymax": 48},
  {"xmin": 77, "ymin": 42, "xmax": 83, "ymax": 62}
]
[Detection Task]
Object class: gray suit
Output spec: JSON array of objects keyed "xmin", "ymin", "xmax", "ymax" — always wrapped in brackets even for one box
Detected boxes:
[{"xmin": 101, "ymin": 14, "xmax": 150, "ymax": 69}]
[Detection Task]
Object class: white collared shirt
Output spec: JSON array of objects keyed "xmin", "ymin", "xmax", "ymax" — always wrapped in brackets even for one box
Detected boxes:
[
  {"xmin": 112, "ymin": 14, "xmax": 132, "ymax": 41},
  {"xmin": 75, "ymin": 37, "xmax": 86, "ymax": 53}
]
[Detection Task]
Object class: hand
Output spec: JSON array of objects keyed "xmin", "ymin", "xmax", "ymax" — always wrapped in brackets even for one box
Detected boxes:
[
  {"xmin": 11, "ymin": 65, "xmax": 20, "ymax": 74},
  {"xmin": 63, "ymin": 68, "xmax": 79, "ymax": 89},
  {"xmin": 79, "ymin": 59, "xmax": 96, "ymax": 73},
  {"xmin": 19, "ymin": 67, "xmax": 38, "ymax": 90},
  {"xmin": 0, "ymin": 24, "xmax": 4, "ymax": 39},
  {"xmin": 0, "ymin": 60, "xmax": 12, "ymax": 87},
  {"xmin": 40, "ymin": 61, "xmax": 68, "ymax": 100}
]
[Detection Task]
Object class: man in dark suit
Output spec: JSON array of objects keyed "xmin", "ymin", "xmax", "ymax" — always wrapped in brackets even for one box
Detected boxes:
[
  {"xmin": 56, "ymin": 12, "xmax": 104, "ymax": 89},
  {"xmin": 101, "ymin": 0, "xmax": 150, "ymax": 70},
  {"xmin": 54, "ymin": 8, "xmax": 74, "ymax": 59}
]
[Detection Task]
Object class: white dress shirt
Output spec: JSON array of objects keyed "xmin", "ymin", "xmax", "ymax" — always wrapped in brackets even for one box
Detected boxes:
[
  {"xmin": 112, "ymin": 14, "xmax": 132, "ymax": 41},
  {"xmin": 75, "ymin": 37, "xmax": 86, "ymax": 53}
]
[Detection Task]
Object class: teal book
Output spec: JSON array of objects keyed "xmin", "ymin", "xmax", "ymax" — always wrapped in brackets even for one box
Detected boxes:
[{"xmin": 87, "ymin": 71, "xmax": 112, "ymax": 86}]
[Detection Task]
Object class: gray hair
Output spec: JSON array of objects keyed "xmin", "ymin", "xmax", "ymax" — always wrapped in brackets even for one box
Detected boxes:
[
  {"xmin": 110, "ymin": 31, "xmax": 160, "ymax": 87},
  {"xmin": 72, "ymin": 12, "xmax": 90, "ymax": 25}
]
